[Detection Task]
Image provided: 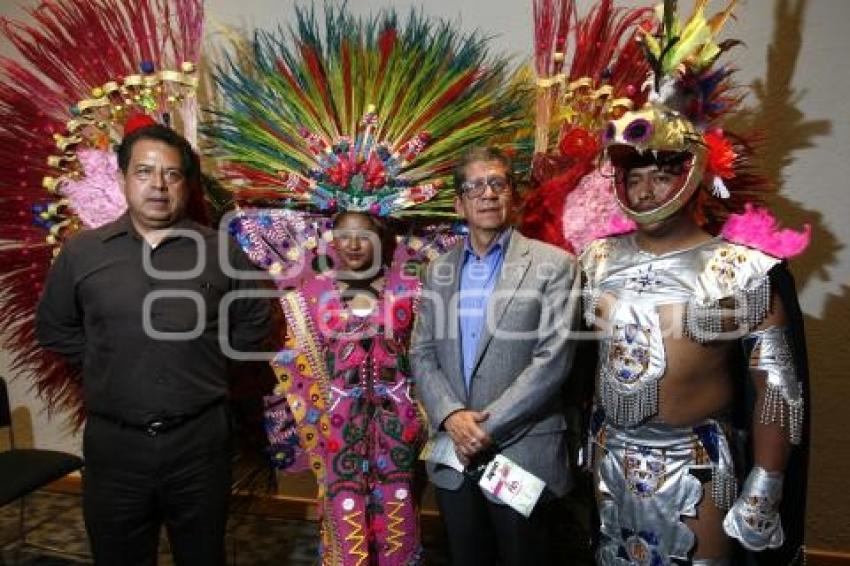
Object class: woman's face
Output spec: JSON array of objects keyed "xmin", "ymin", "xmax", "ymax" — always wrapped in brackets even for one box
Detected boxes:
[{"xmin": 332, "ymin": 212, "xmax": 380, "ymax": 273}]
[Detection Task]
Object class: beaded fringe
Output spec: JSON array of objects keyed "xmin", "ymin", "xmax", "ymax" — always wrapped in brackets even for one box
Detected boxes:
[
  {"xmin": 711, "ymin": 468, "xmax": 738, "ymax": 510},
  {"xmin": 601, "ymin": 378, "xmax": 659, "ymax": 427},
  {"xmin": 735, "ymin": 275, "xmax": 772, "ymax": 331},
  {"xmin": 761, "ymin": 382, "xmax": 804, "ymax": 445},
  {"xmin": 684, "ymin": 300, "xmax": 725, "ymax": 343},
  {"xmin": 685, "ymin": 276, "xmax": 771, "ymax": 343},
  {"xmin": 583, "ymin": 287, "xmax": 600, "ymax": 327}
]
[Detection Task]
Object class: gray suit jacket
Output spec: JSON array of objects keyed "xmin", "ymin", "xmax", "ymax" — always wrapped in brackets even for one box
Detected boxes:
[{"xmin": 411, "ymin": 230, "xmax": 579, "ymax": 496}]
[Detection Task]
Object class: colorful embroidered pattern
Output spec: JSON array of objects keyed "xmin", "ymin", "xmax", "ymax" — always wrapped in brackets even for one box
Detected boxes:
[{"xmin": 232, "ymin": 209, "xmax": 451, "ymax": 565}]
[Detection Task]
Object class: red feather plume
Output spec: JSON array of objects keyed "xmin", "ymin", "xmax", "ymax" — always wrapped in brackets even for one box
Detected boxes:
[{"xmin": 0, "ymin": 0, "xmax": 203, "ymax": 427}]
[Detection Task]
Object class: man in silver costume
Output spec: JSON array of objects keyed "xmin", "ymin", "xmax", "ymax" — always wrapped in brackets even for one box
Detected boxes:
[{"xmin": 581, "ymin": 100, "xmax": 809, "ymax": 564}]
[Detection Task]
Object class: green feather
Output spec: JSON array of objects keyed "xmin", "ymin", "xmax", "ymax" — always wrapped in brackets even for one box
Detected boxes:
[{"xmin": 203, "ymin": 4, "xmax": 526, "ymax": 218}]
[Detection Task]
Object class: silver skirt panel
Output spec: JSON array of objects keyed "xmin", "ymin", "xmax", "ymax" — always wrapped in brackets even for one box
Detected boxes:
[{"xmin": 595, "ymin": 420, "xmax": 735, "ymax": 565}]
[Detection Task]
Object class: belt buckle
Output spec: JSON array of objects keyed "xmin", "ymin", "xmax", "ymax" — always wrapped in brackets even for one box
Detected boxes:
[{"xmin": 145, "ymin": 419, "xmax": 165, "ymax": 437}]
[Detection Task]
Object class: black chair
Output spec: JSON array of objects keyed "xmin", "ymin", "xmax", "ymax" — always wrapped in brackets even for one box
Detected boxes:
[{"xmin": 0, "ymin": 376, "xmax": 85, "ymax": 557}]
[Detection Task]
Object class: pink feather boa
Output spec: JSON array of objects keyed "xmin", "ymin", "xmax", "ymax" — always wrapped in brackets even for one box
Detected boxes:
[
  {"xmin": 562, "ymin": 164, "xmax": 637, "ymax": 254},
  {"xmin": 720, "ymin": 203, "xmax": 811, "ymax": 259}
]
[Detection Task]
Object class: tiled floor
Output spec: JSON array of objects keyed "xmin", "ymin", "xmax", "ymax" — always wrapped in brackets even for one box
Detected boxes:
[
  {"xmin": 0, "ymin": 491, "xmax": 329, "ymax": 565},
  {"xmin": 0, "ymin": 491, "xmax": 435, "ymax": 565},
  {"xmin": 0, "ymin": 487, "xmax": 592, "ymax": 565},
  {"xmin": 1, "ymin": 492, "xmax": 90, "ymax": 565}
]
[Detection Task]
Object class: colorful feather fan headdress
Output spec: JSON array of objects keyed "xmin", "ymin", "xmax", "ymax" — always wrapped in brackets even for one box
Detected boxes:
[
  {"xmin": 601, "ymin": 0, "xmax": 772, "ymax": 226},
  {"xmin": 522, "ymin": 0, "xmax": 652, "ymax": 251},
  {"xmin": 530, "ymin": 0, "xmax": 652, "ymax": 161},
  {"xmin": 0, "ymin": 0, "xmax": 204, "ymax": 425},
  {"xmin": 522, "ymin": 0, "xmax": 808, "ymax": 255},
  {"xmin": 1, "ymin": 0, "xmax": 203, "ymax": 246},
  {"xmin": 205, "ymin": 5, "xmax": 527, "ymax": 219}
]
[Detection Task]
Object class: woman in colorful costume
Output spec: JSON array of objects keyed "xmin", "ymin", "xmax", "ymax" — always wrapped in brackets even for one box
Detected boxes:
[
  {"xmin": 205, "ymin": 7, "xmax": 526, "ymax": 564},
  {"xmin": 521, "ymin": 1, "xmax": 810, "ymax": 564}
]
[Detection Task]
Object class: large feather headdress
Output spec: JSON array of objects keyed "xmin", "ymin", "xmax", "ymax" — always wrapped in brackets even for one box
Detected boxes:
[
  {"xmin": 521, "ymin": 0, "xmax": 808, "ymax": 256},
  {"xmin": 204, "ymin": 5, "xmax": 528, "ymax": 220},
  {"xmin": 0, "ymin": 0, "xmax": 204, "ymax": 425}
]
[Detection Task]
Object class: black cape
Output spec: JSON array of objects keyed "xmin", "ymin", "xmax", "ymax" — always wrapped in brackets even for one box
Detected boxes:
[{"xmin": 734, "ymin": 262, "xmax": 809, "ymax": 566}]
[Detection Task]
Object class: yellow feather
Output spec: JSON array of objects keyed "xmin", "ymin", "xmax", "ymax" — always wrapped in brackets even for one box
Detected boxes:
[
  {"xmin": 653, "ymin": 3, "xmax": 664, "ymax": 24},
  {"xmin": 690, "ymin": 0, "xmax": 710, "ymax": 21},
  {"xmin": 707, "ymin": 0, "xmax": 738, "ymax": 35},
  {"xmin": 663, "ymin": 8, "xmax": 711, "ymax": 72},
  {"xmin": 694, "ymin": 42, "xmax": 721, "ymax": 69},
  {"xmin": 641, "ymin": 27, "xmax": 662, "ymax": 60}
]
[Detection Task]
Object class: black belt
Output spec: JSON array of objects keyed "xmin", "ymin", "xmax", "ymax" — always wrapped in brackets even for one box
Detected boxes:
[{"xmin": 90, "ymin": 398, "xmax": 225, "ymax": 437}]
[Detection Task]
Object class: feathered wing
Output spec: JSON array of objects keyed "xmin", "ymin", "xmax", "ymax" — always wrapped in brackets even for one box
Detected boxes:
[{"xmin": 0, "ymin": 0, "xmax": 203, "ymax": 427}]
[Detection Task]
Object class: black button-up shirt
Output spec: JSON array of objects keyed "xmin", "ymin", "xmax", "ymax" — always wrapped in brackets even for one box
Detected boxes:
[{"xmin": 36, "ymin": 213, "xmax": 273, "ymax": 424}]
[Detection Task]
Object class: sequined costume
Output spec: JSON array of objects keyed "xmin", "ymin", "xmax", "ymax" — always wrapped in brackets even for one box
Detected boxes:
[
  {"xmin": 583, "ymin": 236, "xmax": 779, "ymax": 429},
  {"xmin": 581, "ymin": 234, "xmax": 800, "ymax": 564},
  {"xmin": 594, "ymin": 420, "xmax": 735, "ymax": 565},
  {"xmin": 517, "ymin": 1, "xmax": 810, "ymax": 562},
  {"xmin": 234, "ymin": 210, "xmax": 455, "ymax": 565}
]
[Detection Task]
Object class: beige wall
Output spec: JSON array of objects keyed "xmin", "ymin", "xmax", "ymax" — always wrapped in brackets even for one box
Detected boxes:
[{"xmin": 2, "ymin": 0, "xmax": 849, "ymax": 554}]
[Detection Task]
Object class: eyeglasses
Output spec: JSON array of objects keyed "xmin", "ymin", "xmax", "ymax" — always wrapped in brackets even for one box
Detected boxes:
[{"xmin": 460, "ymin": 175, "xmax": 511, "ymax": 198}]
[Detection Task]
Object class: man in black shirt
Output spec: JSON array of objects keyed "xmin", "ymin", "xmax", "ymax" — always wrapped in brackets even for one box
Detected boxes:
[{"xmin": 36, "ymin": 124, "xmax": 272, "ymax": 565}]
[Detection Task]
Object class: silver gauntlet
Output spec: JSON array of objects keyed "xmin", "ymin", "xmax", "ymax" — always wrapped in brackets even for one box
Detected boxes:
[
  {"xmin": 723, "ymin": 466, "xmax": 784, "ymax": 551},
  {"xmin": 744, "ymin": 326, "xmax": 804, "ymax": 444}
]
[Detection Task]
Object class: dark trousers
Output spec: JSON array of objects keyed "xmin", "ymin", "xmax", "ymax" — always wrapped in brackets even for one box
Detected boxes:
[
  {"xmin": 82, "ymin": 405, "xmax": 232, "ymax": 566},
  {"xmin": 435, "ymin": 475, "xmax": 559, "ymax": 566}
]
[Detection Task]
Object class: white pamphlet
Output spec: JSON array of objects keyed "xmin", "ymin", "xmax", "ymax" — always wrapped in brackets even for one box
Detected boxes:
[
  {"xmin": 419, "ymin": 432, "xmax": 465, "ymax": 472},
  {"xmin": 478, "ymin": 454, "xmax": 545, "ymax": 517}
]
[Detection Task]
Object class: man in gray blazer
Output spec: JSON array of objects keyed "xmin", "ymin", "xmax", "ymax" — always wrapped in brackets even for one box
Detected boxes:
[{"xmin": 411, "ymin": 147, "xmax": 579, "ymax": 565}]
